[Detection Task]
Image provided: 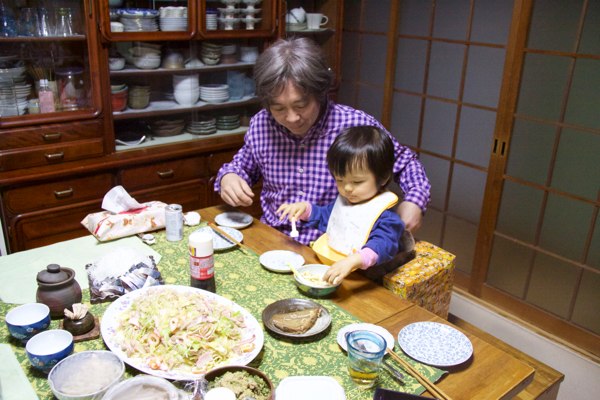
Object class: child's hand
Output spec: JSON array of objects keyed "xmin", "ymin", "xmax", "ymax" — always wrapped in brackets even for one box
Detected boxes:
[
  {"xmin": 277, "ymin": 202, "xmax": 309, "ymax": 221},
  {"xmin": 323, "ymin": 253, "xmax": 363, "ymax": 284}
]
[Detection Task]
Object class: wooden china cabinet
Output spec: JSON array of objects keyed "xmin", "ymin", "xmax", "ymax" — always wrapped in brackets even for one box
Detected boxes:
[{"xmin": 0, "ymin": 0, "xmax": 343, "ymax": 254}]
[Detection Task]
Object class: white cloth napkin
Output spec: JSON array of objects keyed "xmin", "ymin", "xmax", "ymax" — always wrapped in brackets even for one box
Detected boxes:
[
  {"xmin": 0, "ymin": 235, "xmax": 162, "ymax": 305},
  {"xmin": 0, "ymin": 344, "xmax": 39, "ymax": 400}
]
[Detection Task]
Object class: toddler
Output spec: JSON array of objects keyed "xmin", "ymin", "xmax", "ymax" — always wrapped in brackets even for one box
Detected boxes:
[{"xmin": 278, "ymin": 126, "xmax": 408, "ymax": 284}]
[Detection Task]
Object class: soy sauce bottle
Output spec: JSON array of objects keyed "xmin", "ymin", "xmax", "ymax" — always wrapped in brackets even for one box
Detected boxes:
[{"xmin": 189, "ymin": 231, "xmax": 216, "ymax": 292}]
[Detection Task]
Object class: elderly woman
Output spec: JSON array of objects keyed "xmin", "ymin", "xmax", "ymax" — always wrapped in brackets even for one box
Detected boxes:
[{"xmin": 215, "ymin": 37, "xmax": 430, "ymax": 245}]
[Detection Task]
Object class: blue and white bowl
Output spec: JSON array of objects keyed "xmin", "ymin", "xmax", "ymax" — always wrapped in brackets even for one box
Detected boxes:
[
  {"xmin": 5, "ymin": 303, "xmax": 51, "ymax": 343},
  {"xmin": 26, "ymin": 330, "xmax": 74, "ymax": 373},
  {"xmin": 116, "ymin": 8, "xmax": 159, "ymax": 18}
]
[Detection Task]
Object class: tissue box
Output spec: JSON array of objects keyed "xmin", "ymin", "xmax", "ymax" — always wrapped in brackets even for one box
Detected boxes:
[
  {"xmin": 383, "ymin": 241, "xmax": 456, "ymax": 319},
  {"xmin": 81, "ymin": 201, "xmax": 167, "ymax": 242}
]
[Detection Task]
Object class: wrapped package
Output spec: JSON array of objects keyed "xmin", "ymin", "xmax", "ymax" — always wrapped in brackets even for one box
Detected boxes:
[
  {"xmin": 86, "ymin": 246, "xmax": 164, "ymax": 303},
  {"xmin": 81, "ymin": 201, "xmax": 167, "ymax": 242},
  {"xmin": 383, "ymin": 241, "xmax": 456, "ymax": 319}
]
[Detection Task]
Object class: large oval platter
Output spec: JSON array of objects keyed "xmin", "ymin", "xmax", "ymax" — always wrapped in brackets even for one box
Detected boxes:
[{"xmin": 101, "ymin": 285, "xmax": 264, "ymax": 380}]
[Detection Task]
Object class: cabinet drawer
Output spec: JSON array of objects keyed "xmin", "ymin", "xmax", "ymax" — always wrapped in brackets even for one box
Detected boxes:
[
  {"xmin": 120, "ymin": 156, "xmax": 206, "ymax": 191},
  {"xmin": 4, "ymin": 173, "xmax": 114, "ymax": 214},
  {"xmin": 207, "ymin": 150, "xmax": 237, "ymax": 175},
  {"xmin": 130, "ymin": 179, "xmax": 208, "ymax": 212},
  {"xmin": 9, "ymin": 201, "xmax": 102, "ymax": 252},
  {"xmin": 0, "ymin": 120, "xmax": 104, "ymax": 150},
  {"xmin": 0, "ymin": 139, "xmax": 105, "ymax": 171}
]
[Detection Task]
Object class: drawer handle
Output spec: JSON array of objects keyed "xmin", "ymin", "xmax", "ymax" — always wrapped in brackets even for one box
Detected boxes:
[
  {"xmin": 157, "ymin": 170, "xmax": 174, "ymax": 179},
  {"xmin": 45, "ymin": 152, "xmax": 64, "ymax": 161},
  {"xmin": 46, "ymin": 151, "xmax": 65, "ymax": 161},
  {"xmin": 43, "ymin": 132, "xmax": 62, "ymax": 141},
  {"xmin": 54, "ymin": 188, "xmax": 74, "ymax": 199}
]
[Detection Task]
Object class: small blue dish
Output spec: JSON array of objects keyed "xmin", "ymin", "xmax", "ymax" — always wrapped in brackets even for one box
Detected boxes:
[
  {"xmin": 26, "ymin": 330, "xmax": 73, "ymax": 373},
  {"xmin": 5, "ymin": 303, "xmax": 51, "ymax": 343}
]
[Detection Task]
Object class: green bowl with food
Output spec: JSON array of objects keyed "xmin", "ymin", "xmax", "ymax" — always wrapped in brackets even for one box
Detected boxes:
[
  {"xmin": 204, "ymin": 365, "xmax": 274, "ymax": 400},
  {"xmin": 294, "ymin": 264, "xmax": 342, "ymax": 297}
]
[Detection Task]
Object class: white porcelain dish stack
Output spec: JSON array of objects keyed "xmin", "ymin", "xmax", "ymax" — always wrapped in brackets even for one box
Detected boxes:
[
  {"xmin": 200, "ymin": 84, "xmax": 229, "ymax": 103},
  {"xmin": 159, "ymin": 6, "xmax": 188, "ymax": 31}
]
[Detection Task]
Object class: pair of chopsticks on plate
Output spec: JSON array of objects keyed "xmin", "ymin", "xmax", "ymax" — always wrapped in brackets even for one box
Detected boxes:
[
  {"xmin": 207, "ymin": 222, "xmax": 251, "ymax": 255},
  {"xmin": 387, "ymin": 348, "xmax": 452, "ymax": 400}
]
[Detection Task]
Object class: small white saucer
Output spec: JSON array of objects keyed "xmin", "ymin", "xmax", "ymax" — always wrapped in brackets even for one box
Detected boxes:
[
  {"xmin": 215, "ymin": 212, "xmax": 253, "ymax": 229},
  {"xmin": 259, "ymin": 250, "xmax": 304, "ymax": 273}
]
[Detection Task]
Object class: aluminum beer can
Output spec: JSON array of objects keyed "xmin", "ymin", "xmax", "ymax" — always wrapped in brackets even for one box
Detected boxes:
[{"xmin": 165, "ymin": 204, "xmax": 183, "ymax": 241}]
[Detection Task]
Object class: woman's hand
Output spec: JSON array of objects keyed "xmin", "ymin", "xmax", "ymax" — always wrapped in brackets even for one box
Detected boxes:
[
  {"xmin": 397, "ymin": 201, "xmax": 423, "ymax": 233},
  {"xmin": 277, "ymin": 202, "xmax": 309, "ymax": 221},
  {"xmin": 220, "ymin": 173, "xmax": 255, "ymax": 207},
  {"xmin": 323, "ymin": 253, "xmax": 363, "ymax": 284}
]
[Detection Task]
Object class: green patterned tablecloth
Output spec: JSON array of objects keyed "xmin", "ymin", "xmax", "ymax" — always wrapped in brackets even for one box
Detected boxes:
[{"xmin": 0, "ymin": 223, "xmax": 445, "ymax": 399}]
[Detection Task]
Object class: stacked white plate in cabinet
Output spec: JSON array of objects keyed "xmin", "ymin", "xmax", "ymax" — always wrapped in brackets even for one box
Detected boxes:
[
  {"xmin": 206, "ymin": 10, "xmax": 218, "ymax": 30},
  {"xmin": 200, "ymin": 84, "xmax": 229, "ymax": 103},
  {"xmin": 159, "ymin": 17, "xmax": 187, "ymax": 31}
]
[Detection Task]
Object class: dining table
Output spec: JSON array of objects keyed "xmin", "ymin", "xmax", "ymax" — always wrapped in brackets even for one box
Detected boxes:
[{"xmin": 0, "ymin": 204, "xmax": 535, "ymax": 400}]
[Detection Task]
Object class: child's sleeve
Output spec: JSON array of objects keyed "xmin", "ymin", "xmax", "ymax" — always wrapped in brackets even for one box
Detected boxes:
[
  {"xmin": 301, "ymin": 202, "xmax": 335, "ymax": 233},
  {"xmin": 361, "ymin": 210, "xmax": 405, "ymax": 267}
]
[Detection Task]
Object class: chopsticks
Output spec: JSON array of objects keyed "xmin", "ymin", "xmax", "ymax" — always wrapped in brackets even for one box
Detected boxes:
[
  {"xmin": 208, "ymin": 222, "xmax": 251, "ymax": 255},
  {"xmin": 387, "ymin": 348, "xmax": 452, "ymax": 400}
]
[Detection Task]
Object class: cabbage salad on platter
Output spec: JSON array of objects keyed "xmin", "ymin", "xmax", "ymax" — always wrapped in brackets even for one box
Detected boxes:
[{"xmin": 114, "ymin": 288, "xmax": 256, "ymax": 374}]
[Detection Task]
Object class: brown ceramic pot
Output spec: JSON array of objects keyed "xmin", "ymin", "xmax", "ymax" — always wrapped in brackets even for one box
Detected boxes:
[
  {"xmin": 36, "ymin": 264, "xmax": 82, "ymax": 317},
  {"xmin": 63, "ymin": 311, "xmax": 95, "ymax": 336}
]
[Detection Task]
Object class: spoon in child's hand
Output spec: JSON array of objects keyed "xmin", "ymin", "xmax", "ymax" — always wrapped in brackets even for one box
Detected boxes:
[{"xmin": 290, "ymin": 217, "xmax": 299, "ymax": 238}]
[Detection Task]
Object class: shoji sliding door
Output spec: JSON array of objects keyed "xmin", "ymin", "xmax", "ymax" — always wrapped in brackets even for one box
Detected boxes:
[{"xmin": 338, "ymin": 0, "xmax": 600, "ymax": 356}]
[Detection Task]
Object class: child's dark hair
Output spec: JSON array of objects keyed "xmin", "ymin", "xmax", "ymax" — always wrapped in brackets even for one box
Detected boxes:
[{"xmin": 327, "ymin": 126, "xmax": 395, "ymax": 189}]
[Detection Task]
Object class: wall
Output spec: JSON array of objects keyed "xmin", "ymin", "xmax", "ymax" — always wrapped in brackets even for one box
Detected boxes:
[{"xmin": 450, "ymin": 292, "xmax": 600, "ymax": 399}]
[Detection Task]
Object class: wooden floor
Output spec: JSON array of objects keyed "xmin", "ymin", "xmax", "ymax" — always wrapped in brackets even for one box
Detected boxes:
[{"xmin": 448, "ymin": 314, "xmax": 564, "ymax": 400}]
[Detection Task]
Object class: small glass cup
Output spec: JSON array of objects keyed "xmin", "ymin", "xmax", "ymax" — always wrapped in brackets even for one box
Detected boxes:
[
  {"xmin": 18, "ymin": 7, "xmax": 39, "ymax": 37},
  {"xmin": 227, "ymin": 70, "xmax": 246, "ymax": 100},
  {"xmin": 55, "ymin": 7, "xmax": 76, "ymax": 36},
  {"xmin": 0, "ymin": 5, "xmax": 18, "ymax": 37},
  {"xmin": 346, "ymin": 330, "xmax": 387, "ymax": 389},
  {"xmin": 38, "ymin": 7, "xmax": 54, "ymax": 36}
]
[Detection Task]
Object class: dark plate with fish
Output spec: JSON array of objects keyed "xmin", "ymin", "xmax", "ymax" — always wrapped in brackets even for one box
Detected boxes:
[{"xmin": 262, "ymin": 298, "xmax": 331, "ymax": 338}]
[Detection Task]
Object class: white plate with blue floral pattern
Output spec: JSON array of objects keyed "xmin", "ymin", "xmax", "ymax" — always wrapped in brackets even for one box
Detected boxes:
[
  {"xmin": 192, "ymin": 226, "xmax": 243, "ymax": 250},
  {"xmin": 397, "ymin": 321, "xmax": 473, "ymax": 367}
]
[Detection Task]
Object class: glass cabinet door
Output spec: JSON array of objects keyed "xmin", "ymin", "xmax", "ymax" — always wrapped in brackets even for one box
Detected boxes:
[
  {"xmin": 283, "ymin": 0, "xmax": 342, "ymax": 96},
  {"xmin": 107, "ymin": 38, "xmax": 263, "ymax": 151},
  {"xmin": 99, "ymin": 0, "xmax": 197, "ymax": 41},
  {"xmin": 0, "ymin": 0, "xmax": 101, "ymax": 127}
]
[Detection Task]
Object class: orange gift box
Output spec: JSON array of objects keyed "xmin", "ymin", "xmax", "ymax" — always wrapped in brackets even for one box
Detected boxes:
[{"xmin": 383, "ymin": 241, "xmax": 456, "ymax": 319}]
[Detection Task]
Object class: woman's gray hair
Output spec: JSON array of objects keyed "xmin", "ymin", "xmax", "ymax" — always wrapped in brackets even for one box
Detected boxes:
[{"xmin": 253, "ymin": 37, "xmax": 334, "ymax": 108}]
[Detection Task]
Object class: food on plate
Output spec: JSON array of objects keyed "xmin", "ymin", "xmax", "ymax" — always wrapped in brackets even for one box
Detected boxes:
[
  {"xmin": 300, "ymin": 270, "xmax": 334, "ymax": 287},
  {"xmin": 210, "ymin": 371, "xmax": 271, "ymax": 400},
  {"xmin": 114, "ymin": 288, "xmax": 256, "ymax": 374},
  {"xmin": 271, "ymin": 308, "xmax": 321, "ymax": 334}
]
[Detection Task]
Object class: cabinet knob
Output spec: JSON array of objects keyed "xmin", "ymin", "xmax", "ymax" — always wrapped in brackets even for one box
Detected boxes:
[
  {"xmin": 43, "ymin": 132, "xmax": 62, "ymax": 141},
  {"xmin": 45, "ymin": 152, "xmax": 65, "ymax": 161},
  {"xmin": 157, "ymin": 170, "xmax": 174, "ymax": 179},
  {"xmin": 54, "ymin": 188, "xmax": 74, "ymax": 199}
]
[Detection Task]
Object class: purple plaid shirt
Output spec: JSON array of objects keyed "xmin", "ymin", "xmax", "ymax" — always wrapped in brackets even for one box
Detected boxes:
[{"xmin": 215, "ymin": 99, "xmax": 430, "ymax": 245}]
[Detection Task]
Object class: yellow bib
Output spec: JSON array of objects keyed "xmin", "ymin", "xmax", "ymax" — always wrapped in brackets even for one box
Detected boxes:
[{"xmin": 326, "ymin": 191, "xmax": 398, "ymax": 256}]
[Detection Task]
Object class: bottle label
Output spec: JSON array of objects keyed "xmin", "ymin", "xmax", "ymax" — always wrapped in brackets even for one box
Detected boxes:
[
  {"xmin": 190, "ymin": 254, "xmax": 214, "ymax": 279},
  {"xmin": 39, "ymin": 90, "xmax": 55, "ymax": 113}
]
